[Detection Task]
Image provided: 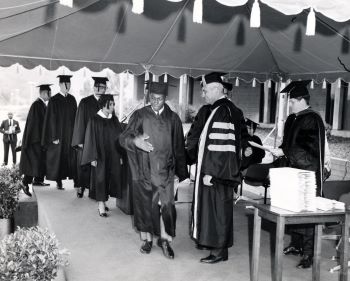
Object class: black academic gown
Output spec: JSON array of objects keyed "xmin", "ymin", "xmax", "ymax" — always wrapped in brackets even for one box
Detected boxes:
[
  {"xmin": 185, "ymin": 104, "xmax": 212, "ymax": 165},
  {"xmin": 41, "ymin": 93, "xmax": 77, "ymax": 181},
  {"xmin": 119, "ymin": 104, "xmax": 188, "ymax": 237},
  {"xmin": 20, "ymin": 98, "xmax": 46, "ymax": 178},
  {"xmin": 280, "ymin": 108, "xmax": 325, "ymax": 194},
  {"xmin": 71, "ymin": 95, "xmax": 100, "ymax": 188},
  {"xmin": 190, "ymin": 98, "xmax": 248, "ymax": 249},
  {"xmin": 81, "ymin": 112, "xmax": 124, "ymax": 202}
]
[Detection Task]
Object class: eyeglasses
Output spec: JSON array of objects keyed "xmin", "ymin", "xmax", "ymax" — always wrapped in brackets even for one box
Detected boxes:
[{"xmin": 150, "ymin": 96, "xmax": 165, "ymax": 102}]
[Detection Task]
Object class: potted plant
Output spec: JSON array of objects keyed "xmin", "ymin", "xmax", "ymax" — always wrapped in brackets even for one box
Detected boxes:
[
  {"xmin": 0, "ymin": 226, "xmax": 69, "ymax": 281},
  {"xmin": 0, "ymin": 166, "xmax": 21, "ymax": 239}
]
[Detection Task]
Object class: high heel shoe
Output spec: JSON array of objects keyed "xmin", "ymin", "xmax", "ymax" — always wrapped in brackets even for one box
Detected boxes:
[{"xmin": 98, "ymin": 209, "xmax": 108, "ymax": 217}]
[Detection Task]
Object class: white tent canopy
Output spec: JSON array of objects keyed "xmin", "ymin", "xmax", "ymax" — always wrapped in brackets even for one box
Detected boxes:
[{"xmin": 0, "ymin": 0, "xmax": 349, "ymax": 83}]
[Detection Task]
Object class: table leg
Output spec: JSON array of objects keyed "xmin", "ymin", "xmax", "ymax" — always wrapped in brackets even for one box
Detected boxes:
[
  {"xmin": 312, "ymin": 224, "xmax": 322, "ymax": 281},
  {"xmin": 274, "ymin": 216, "xmax": 285, "ymax": 281},
  {"xmin": 340, "ymin": 210, "xmax": 350, "ymax": 281},
  {"xmin": 252, "ymin": 208, "xmax": 262, "ymax": 281}
]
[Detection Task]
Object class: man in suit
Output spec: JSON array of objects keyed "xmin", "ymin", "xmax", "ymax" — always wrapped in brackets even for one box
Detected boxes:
[{"xmin": 0, "ymin": 112, "xmax": 21, "ymax": 166}]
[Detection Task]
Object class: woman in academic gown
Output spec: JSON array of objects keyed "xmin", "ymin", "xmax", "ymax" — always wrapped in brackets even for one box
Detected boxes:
[{"xmin": 81, "ymin": 94, "xmax": 124, "ymax": 217}]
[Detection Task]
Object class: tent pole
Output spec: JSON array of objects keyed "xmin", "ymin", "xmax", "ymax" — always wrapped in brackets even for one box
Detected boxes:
[{"xmin": 273, "ymin": 77, "xmax": 283, "ymax": 148}]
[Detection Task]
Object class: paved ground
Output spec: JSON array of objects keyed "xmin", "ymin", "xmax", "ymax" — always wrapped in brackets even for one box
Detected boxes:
[{"xmin": 30, "ymin": 180, "xmax": 345, "ymax": 281}]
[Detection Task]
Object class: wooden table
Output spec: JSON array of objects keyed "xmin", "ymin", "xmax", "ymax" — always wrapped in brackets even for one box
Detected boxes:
[{"xmin": 251, "ymin": 204, "xmax": 350, "ymax": 281}]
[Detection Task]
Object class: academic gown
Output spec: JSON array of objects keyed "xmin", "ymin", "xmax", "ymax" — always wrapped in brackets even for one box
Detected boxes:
[
  {"xmin": 185, "ymin": 104, "xmax": 212, "ymax": 165},
  {"xmin": 41, "ymin": 93, "xmax": 77, "ymax": 181},
  {"xmin": 119, "ymin": 104, "xmax": 188, "ymax": 237},
  {"xmin": 71, "ymin": 95, "xmax": 100, "ymax": 188},
  {"xmin": 81, "ymin": 112, "xmax": 124, "ymax": 202},
  {"xmin": 279, "ymin": 108, "xmax": 325, "ymax": 194},
  {"xmin": 191, "ymin": 98, "xmax": 248, "ymax": 249},
  {"xmin": 20, "ymin": 98, "xmax": 46, "ymax": 178}
]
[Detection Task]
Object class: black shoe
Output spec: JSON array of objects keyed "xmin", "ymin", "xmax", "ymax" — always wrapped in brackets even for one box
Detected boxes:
[
  {"xmin": 283, "ymin": 245, "xmax": 303, "ymax": 256},
  {"xmin": 20, "ymin": 182, "xmax": 32, "ymax": 197},
  {"xmin": 297, "ymin": 255, "xmax": 313, "ymax": 269},
  {"xmin": 140, "ymin": 241, "xmax": 153, "ymax": 254},
  {"xmin": 98, "ymin": 209, "xmax": 108, "ymax": 217},
  {"xmin": 32, "ymin": 182, "xmax": 50, "ymax": 186},
  {"xmin": 56, "ymin": 180, "xmax": 64, "ymax": 190},
  {"xmin": 200, "ymin": 250, "xmax": 228, "ymax": 264},
  {"xmin": 77, "ymin": 187, "xmax": 85, "ymax": 198},
  {"xmin": 105, "ymin": 206, "xmax": 110, "ymax": 212},
  {"xmin": 157, "ymin": 239, "xmax": 174, "ymax": 259}
]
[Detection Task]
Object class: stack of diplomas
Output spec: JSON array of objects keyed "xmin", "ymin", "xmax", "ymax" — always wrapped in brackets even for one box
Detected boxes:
[{"xmin": 270, "ymin": 167, "xmax": 317, "ymax": 212}]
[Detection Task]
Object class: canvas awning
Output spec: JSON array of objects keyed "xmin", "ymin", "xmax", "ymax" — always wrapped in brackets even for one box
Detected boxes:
[{"xmin": 0, "ymin": 0, "xmax": 349, "ymax": 83}]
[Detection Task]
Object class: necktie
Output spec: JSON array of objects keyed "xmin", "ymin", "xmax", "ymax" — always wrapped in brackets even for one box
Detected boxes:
[{"xmin": 9, "ymin": 120, "xmax": 11, "ymax": 126}]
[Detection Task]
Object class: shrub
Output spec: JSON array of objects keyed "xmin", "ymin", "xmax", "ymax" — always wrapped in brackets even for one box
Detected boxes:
[
  {"xmin": 0, "ymin": 226, "xmax": 69, "ymax": 281},
  {"xmin": 0, "ymin": 166, "xmax": 21, "ymax": 219}
]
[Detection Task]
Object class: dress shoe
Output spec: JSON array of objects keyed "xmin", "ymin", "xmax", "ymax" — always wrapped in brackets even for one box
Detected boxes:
[
  {"xmin": 32, "ymin": 182, "xmax": 50, "ymax": 186},
  {"xmin": 56, "ymin": 180, "xmax": 64, "ymax": 190},
  {"xmin": 283, "ymin": 245, "xmax": 303, "ymax": 256},
  {"xmin": 76, "ymin": 187, "xmax": 85, "ymax": 198},
  {"xmin": 297, "ymin": 255, "xmax": 313, "ymax": 269},
  {"xmin": 157, "ymin": 239, "xmax": 175, "ymax": 259},
  {"xmin": 20, "ymin": 182, "xmax": 32, "ymax": 197},
  {"xmin": 105, "ymin": 206, "xmax": 110, "ymax": 212},
  {"xmin": 140, "ymin": 241, "xmax": 153, "ymax": 254},
  {"xmin": 200, "ymin": 250, "xmax": 228, "ymax": 264}
]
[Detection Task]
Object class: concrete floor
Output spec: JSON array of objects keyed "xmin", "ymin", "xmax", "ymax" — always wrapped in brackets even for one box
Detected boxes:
[{"xmin": 32, "ymin": 181, "xmax": 345, "ymax": 281}]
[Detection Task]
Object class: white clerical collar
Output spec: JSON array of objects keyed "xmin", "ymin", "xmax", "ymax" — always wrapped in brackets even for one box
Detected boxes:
[
  {"xmin": 152, "ymin": 106, "xmax": 164, "ymax": 115},
  {"xmin": 97, "ymin": 109, "xmax": 112, "ymax": 119}
]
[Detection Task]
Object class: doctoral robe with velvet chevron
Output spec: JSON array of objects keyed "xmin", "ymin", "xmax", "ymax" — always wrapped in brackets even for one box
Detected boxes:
[{"xmin": 190, "ymin": 98, "xmax": 248, "ymax": 249}]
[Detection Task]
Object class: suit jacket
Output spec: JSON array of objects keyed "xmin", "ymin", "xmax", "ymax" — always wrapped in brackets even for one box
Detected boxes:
[{"xmin": 0, "ymin": 119, "xmax": 21, "ymax": 143}]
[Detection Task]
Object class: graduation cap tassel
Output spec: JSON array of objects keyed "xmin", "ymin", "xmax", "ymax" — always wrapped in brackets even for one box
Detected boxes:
[
  {"xmin": 322, "ymin": 79, "xmax": 327, "ymax": 89},
  {"xmin": 164, "ymin": 73, "xmax": 168, "ymax": 83},
  {"xmin": 310, "ymin": 80, "xmax": 314, "ymax": 89},
  {"xmin": 306, "ymin": 7, "xmax": 316, "ymax": 36},
  {"xmin": 132, "ymin": 0, "xmax": 144, "ymax": 14},
  {"xmin": 235, "ymin": 77, "xmax": 239, "ymax": 87},
  {"xmin": 252, "ymin": 78, "xmax": 256, "ymax": 87},
  {"xmin": 193, "ymin": 0, "xmax": 203, "ymax": 24},
  {"xmin": 250, "ymin": 0, "xmax": 260, "ymax": 28}
]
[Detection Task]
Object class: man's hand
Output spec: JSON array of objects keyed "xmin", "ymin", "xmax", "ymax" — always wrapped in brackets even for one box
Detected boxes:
[
  {"xmin": 91, "ymin": 161, "xmax": 97, "ymax": 167},
  {"xmin": 133, "ymin": 134, "xmax": 154, "ymax": 153},
  {"xmin": 78, "ymin": 144, "xmax": 83, "ymax": 148},
  {"xmin": 270, "ymin": 148, "xmax": 284, "ymax": 157},
  {"xmin": 203, "ymin": 175, "xmax": 213, "ymax": 186},
  {"xmin": 53, "ymin": 139, "xmax": 59, "ymax": 145},
  {"xmin": 244, "ymin": 147, "xmax": 253, "ymax": 157}
]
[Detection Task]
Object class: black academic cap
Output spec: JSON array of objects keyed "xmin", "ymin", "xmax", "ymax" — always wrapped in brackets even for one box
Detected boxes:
[
  {"xmin": 146, "ymin": 81, "xmax": 168, "ymax": 96},
  {"xmin": 196, "ymin": 72, "xmax": 233, "ymax": 91},
  {"xmin": 92, "ymin": 77, "xmax": 109, "ymax": 86},
  {"xmin": 37, "ymin": 84, "xmax": 52, "ymax": 91},
  {"xmin": 245, "ymin": 118, "xmax": 259, "ymax": 131},
  {"xmin": 57, "ymin": 75, "xmax": 72, "ymax": 83},
  {"xmin": 280, "ymin": 80, "xmax": 311, "ymax": 99}
]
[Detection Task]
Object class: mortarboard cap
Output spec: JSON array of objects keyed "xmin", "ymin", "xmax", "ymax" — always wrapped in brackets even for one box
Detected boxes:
[
  {"xmin": 146, "ymin": 81, "xmax": 168, "ymax": 96},
  {"xmin": 37, "ymin": 84, "xmax": 52, "ymax": 91},
  {"xmin": 92, "ymin": 77, "xmax": 109, "ymax": 86},
  {"xmin": 280, "ymin": 80, "xmax": 311, "ymax": 99},
  {"xmin": 196, "ymin": 72, "xmax": 233, "ymax": 91},
  {"xmin": 57, "ymin": 75, "xmax": 72, "ymax": 83},
  {"xmin": 245, "ymin": 118, "xmax": 259, "ymax": 131}
]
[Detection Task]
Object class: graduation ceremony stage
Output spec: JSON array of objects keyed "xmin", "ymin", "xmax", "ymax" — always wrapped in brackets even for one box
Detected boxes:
[{"xmin": 31, "ymin": 181, "xmax": 345, "ymax": 281}]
